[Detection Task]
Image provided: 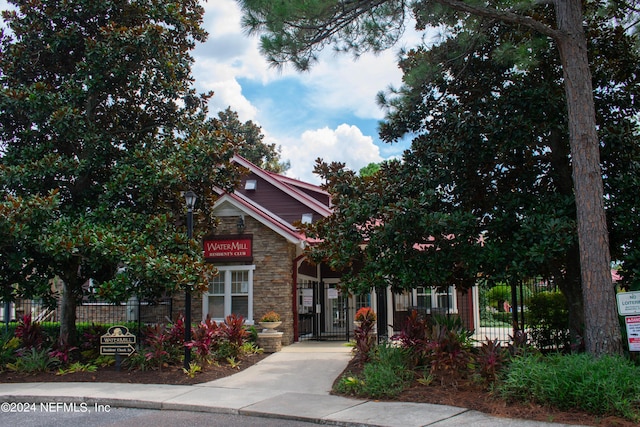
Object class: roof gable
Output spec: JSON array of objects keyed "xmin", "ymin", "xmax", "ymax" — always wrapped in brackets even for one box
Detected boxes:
[
  {"xmin": 211, "ymin": 155, "xmax": 330, "ymax": 245},
  {"xmin": 232, "ymin": 155, "xmax": 331, "ymax": 217}
]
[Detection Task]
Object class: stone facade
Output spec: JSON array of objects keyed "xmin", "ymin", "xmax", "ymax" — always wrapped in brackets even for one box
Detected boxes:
[
  {"xmin": 176, "ymin": 215, "xmax": 297, "ymax": 346},
  {"xmin": 172, "ymin": 290, "xmax": 202, "ymax": 324}
]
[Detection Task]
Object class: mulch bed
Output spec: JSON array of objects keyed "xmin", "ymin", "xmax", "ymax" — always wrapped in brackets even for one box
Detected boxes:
[{"xmin": 0, "ymin": 352, "xmax": 269, "ymax": 386}]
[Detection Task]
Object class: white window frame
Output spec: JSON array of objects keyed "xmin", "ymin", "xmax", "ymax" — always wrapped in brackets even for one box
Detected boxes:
[{"xmin": 203, "ymin": 265, "xmax": 255, "ymax": 324}]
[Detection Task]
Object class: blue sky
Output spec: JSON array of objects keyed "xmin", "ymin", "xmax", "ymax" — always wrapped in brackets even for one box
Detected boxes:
[
  {"xmin": 0, "ymin": 0, "xmax": 423, "ymax": 184},
  {"xmin": 194, "ymin": 0, "xmax": 424, "ymax": 183}
]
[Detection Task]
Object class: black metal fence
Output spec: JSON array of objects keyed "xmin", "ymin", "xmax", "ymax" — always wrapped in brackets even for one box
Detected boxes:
[
  {"xmin": 476, "ymin": 278, "xmax": 567, "ymax": 350},
  {"xmin": 297, "ymin": 281, "xmax": 351, "ymax": 342},
  {"xmin": 296, "ymin": 278, "xmax": 571, "ymax": 352},
  {"xmin": 2, "ymin": 297, "xmax": 173, "ymax": 338}
]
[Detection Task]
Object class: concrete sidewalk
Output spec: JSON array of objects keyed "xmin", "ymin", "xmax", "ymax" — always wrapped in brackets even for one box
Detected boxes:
[{"xmin": 0, "ymin": 341, "xmax": 585, "ymax": 427}]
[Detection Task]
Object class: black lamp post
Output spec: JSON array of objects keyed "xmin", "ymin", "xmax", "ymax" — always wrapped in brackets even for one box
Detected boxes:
[{"xmin": 183, "ymin": 190, "xmax": 197, "ymax": 369}]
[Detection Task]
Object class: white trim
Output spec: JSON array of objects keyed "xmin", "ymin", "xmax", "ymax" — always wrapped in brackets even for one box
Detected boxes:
[
  {"xmin": 202, "ymin": 265, "xmax": 256, "ymax": 324},
  {"xmin": 211, "ymin": 195, "xmax": 304, "ymax": 245},
  {"xmin": 414, "ymin": 286, "xmax": 458, "ymax": 314},
  {"xmin": 472, "ymin": 285, "xmax": 480, "ymax": 331},
  {"xmin": 386, "ymin": 287, "xmax": 394, "ymax": 338}
]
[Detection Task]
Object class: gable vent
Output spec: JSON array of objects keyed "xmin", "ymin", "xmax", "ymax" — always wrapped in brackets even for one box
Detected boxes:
[{"xmin": 301, "ymin": 213, "xmax": 313, "ymax": 224}]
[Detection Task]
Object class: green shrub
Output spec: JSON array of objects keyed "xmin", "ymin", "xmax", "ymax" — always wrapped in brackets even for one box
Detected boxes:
[
  {"xmin": 57, "ymin": 361, "xmax": 98, "ymax": 375},
  {"xmin": 526, "ymin": 291, "xmax": 570, "ymax": 351},
  {"xmin": 480, "ymin": 312, "xmax": 511, "ymax": 327},
  {"xmin": 79, "ymin": 323, "xmax": 108, "ymax": 360},
  {"xmin": 245, "ymin": 325, "xmax": 258, "ymax": 343},
  {"xmin": 485, "ymin": 284, "xmax": 533, "ymax": 313},
  {"xmin": 361, "ymin": 361, "xmax": 409, "ymax": 398},
  {"xmin": 490, "ymin": 312, "xmax": 513, "ymax": 325},
  {"xmin": 123, "ymin": 352, "xmax": 156, "ymax": 371},
  {"xmin": 334, "ymin": 374, "xmax": 365, "ymax": 395},
  {"xmin": 0, "ymin": 332, "xmax": 20, "ymax": 368},
  {"xmin": 427, "ymin": 323, "xmax": 474, "ymax": 385},
  {"xmin": 7, "ymin": 347, "xmax": 58, "ymax": 373},
  {"xmin": 239, "ymin": 341, "xmax": 263, "ymax": 355},
  {"xmin": 497, "ymin": 353, "xmax": 640, "ymax": 421},
  {"xmin": 335, "ymin": 343, "xmax": 413, "ymax": 398},
  {"xmin": 473, "ymin": 337, "xmax": 507, "ymax": 383}
]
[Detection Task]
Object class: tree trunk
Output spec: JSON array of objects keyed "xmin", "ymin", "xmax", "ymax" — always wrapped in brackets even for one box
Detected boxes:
[
  {"xmin": 556, "ymin": 244, "xmax": 584, "ymax": 351},
  {"xmin": 554, "ymin": 0, "xmax": 622, "ymax": 356},
  {"xmin": 548, "ymin": 127, "xmax": 584, "ymax": 349},
  {"xmin": 59, "ymin": 280, "xmax": 79, "ymax": 347}
]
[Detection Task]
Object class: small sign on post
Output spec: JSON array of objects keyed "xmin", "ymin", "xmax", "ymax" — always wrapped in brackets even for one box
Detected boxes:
[
  {"xmin": 625, "ymin": 316, "xmax": 640, "ymax": 352},
  {"xmin": 617, "ymin": 291, "xmax": 640, "ymax": 316},
  {"xmin": 617, "ymin": 291, "xmax": 640, "ymax": 352},
  {"xmin": 100, "ymin": 325, "xmax": 136, "ymax": 361}
]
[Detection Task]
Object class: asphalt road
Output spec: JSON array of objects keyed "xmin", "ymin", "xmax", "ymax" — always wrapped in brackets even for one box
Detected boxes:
[{"xmin": 0, "ymin": 407, "xmax": 323, "ymax": 427}]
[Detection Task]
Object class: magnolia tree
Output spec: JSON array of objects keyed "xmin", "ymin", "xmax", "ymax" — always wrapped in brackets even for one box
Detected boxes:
[{"xmin": 0, "ymin": 0, "xmax": 252, "ymax": 344}]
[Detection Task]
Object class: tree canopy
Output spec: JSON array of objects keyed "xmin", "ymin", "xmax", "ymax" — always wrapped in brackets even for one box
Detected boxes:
[
  {"xmin": 304, "ymin": 15, "xmax": 639, "ymax": 348},
  {"xmin": 0, "ymin": 0, "xmax": 253, "ymax": 343},
  {"xmin": 213, "ymin": 107, "xmax": 290, "ymax": 173},
  {"xmin": 238, "ymin": 0, "xmax": 640, "ymax": 355}
]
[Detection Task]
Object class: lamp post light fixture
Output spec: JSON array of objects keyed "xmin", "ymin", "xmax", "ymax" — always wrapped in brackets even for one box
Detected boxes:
[{"xmin": 183, "ymin": 190, "xmax": 197, "ymax": 369}]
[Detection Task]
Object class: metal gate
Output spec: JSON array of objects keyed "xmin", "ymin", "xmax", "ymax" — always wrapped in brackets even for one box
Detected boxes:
[{"xmin": 297, "ymin": 281, "xmax": 350, "ymax": 341}]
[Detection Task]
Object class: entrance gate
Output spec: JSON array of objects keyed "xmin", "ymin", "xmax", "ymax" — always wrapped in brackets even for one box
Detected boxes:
[{"xmin": 297, "ymin": 281, "xmax": 350, "ymax": 341}]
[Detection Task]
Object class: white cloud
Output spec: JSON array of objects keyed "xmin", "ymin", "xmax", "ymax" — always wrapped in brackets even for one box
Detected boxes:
[
  {"xmin": 195, "ymin": 0, "xmax": 405, "ymax": 119},
  {"xmin": 190, "ymin": 0, "xmax": 429, "ymax": 183},
  {"xmin": 281, "ymin": 124, "xmax": 383, "ymax": 184},
  {"xmin": 305, "ymin": 49, "xmax": 402, "ymax": 120},
  {"xmin": 0, "ymin": 0, "xmax": 419, "ymax": 185}
]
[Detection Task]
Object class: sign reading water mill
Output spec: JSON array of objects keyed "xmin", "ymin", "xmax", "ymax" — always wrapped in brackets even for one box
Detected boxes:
[
  {"xmin": 203, "ymin": 234, "xmax": 253, "ymax": 262},
  {"xmin": 100, "ymin": 325, "xmax": 136, "ymax": 356}
]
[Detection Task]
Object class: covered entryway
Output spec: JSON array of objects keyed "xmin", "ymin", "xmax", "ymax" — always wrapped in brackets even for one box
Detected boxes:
[{"xmin": 296, "ymin": 281, "xmax": 351, "ymax": 341}]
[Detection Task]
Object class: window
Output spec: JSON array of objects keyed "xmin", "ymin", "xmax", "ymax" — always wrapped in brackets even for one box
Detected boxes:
[
  {"xmin": 204, "ymin": 265, "xmax": 255, "ymax": 323},
  {"xmin": 416, "ymin": 286, "xmax": 456, "ymax": 314},
  {"xmin": 245, "ymin": 179, "xmax": 257, "ymax": 190},
  {"xmin": 355, "ymin": 293, "xmax": 371, "ymax": 311}
]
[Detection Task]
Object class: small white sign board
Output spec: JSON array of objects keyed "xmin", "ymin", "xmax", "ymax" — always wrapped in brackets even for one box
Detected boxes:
[
  {"xmin": 625, "ymin": 316, "xmax": 640, "ymax": 352},
  {"xmin": 617, "ymin": 291, "xmax": 640, "ymax": 316},
  {"xmin": 302, "ymin": 289, "xmax": 313, "ymax": 307}
]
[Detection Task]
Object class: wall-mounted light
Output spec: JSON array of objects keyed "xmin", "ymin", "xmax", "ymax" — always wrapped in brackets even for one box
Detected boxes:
[{"xmin": 237, "ymin": 215, "xmax": 245, "ymax": 234}]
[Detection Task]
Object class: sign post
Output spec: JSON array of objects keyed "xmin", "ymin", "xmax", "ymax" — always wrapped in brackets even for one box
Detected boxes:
[
  {"xmin": 616, "ymin": 291, "xmax": 640, "ymax": 316},
  {"xmin": 100, "ymin": 325, "xmax": 136, "ymax": 370}
]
